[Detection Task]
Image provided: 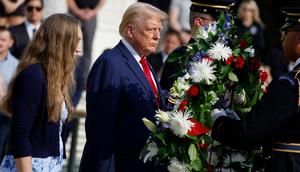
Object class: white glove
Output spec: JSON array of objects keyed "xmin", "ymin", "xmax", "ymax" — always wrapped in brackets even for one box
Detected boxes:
[
  {"xmin": 224, "ymin": 109, "xmax": 240, "ymax": 120},
  {"xmin": 211, "ymin": 109, "xmax": 240, "ymax": 124},
  {"xmin": 211, "ymin": 109, "xmax": 227, "ymax": 123}
]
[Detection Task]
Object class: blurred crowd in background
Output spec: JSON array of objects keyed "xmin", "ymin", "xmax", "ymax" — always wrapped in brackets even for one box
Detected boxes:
[{"xmin": 0, "ymin": 0, "xmax": 292, "ymax": 167}]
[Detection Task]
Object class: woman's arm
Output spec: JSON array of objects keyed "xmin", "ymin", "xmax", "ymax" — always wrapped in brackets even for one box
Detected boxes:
[{"xmin": 15, "ymin": 156, "xmax": 32, "ymax": 172}]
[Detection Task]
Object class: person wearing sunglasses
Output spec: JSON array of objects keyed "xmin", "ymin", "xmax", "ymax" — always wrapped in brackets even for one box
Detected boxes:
[{"xmin": 9, "ymin": 0, "xmax": 43, "ymax": 60}]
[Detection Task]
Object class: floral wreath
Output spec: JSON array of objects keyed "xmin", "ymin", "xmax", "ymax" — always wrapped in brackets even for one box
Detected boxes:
[{"xmin": 141, "ymin": 13, "xmax": 268, "ymax": 172}]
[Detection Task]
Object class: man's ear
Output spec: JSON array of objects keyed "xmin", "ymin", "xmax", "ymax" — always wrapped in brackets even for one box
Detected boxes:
[
  {"xmin": 125, "ymin": 24, "xmax": 135, "ymax": 39},
  {"xmin": 194, "ymin": 17, "xmax": 202, "ymax": 28}
]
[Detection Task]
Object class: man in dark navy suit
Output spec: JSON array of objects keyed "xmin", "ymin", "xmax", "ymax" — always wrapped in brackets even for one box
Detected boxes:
[
  {"xmin": 9, "ymin": 0, "xmax": 43, "ymax": 59},
  {"xmin": 79, "ymin": 2, "xmax": 167, "ymax": 172}
]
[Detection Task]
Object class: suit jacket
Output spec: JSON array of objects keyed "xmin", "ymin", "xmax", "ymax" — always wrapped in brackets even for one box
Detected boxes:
[
  {"xmin": 79, "ymin": 41, "xmax": 165, "ymax": 172},
  {"xmin": 9, "ymin": 23, "xmax": 30, "ymax": 59},
  {"xmin": 147, "ymin": 52, "xmax": 164, "ymax": 75},
  {"xmin": 212, "ymin": 66, "xmax": 300, "ymax": 172}
]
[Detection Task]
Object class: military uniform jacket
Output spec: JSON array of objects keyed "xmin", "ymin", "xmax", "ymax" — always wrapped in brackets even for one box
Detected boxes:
[{"xmin": 212, "ymin": 64, "xmax": 300, "ymax": 172}]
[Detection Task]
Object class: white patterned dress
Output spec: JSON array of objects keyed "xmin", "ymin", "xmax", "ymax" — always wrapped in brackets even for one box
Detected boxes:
[{"xmin": 0, "ymin": 102, "xmax": 68, "ymax": 172}]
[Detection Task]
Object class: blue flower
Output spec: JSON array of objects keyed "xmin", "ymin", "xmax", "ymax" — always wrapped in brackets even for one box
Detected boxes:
[
  {"xmin": 218, "ymin": 32, "xmax": 229, "ymax": 44},
  {"xmin": 223, "ymin": 14, "xmax": 231, "ymax": 30},
  {"xmin": 195, "ymin": 51, "xmax": 207, "ymax": 61}
]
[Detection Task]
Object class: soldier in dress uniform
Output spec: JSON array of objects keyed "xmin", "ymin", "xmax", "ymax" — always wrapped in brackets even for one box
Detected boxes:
[
  {"xmin": 211, "ymin": 4, "xmax": 300, "ymax": 172},
  {"xmin": 160, "ymin": 0, "xmax": 236, "ymax": 90}
]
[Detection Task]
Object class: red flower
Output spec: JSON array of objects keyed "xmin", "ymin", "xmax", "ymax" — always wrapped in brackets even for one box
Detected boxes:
[
  {"xmin": 261, "ymin": 87, "xmax": 268, "ymax": 93},
  {"xmin": 235, "ymin": 56, "xmax": 245, "ymax": 69},
  {"xmin": 178, "ymin": 100, "xmax": 188, "ymax": 111},
  {"xmin": 187, "ymin": 118, "xmax": 210, "ymax": 136},
  {"xmin": 260, "ymin": 71, "xmax": 268, "ymax": 83},
  {"xmin": 250, "ymin": 57, "xmax": 260, "ymax": 71},
  {"xmin": 225, "ymin": 55, "xmax": 234, "ymax": 65},
  {"xmin": 239, "ymin": 40, "xmax": 248, "ymax": 49},
  {"xmin": 198, "ymin": 143, "xmax": 209, "ymax": 149},
  {"xmin": 187, "ymin": 85, "xmax": 199, "ymax": 97},
  {"xmin": 203, "ymin": 55, "xmax": 214, "ymax": 62}
]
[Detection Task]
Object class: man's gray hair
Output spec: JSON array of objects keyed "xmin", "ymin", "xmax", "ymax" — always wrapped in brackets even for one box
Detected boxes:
[{"xmin": 119, "ymin": 2, "xmax": 168, "ymax": 38}]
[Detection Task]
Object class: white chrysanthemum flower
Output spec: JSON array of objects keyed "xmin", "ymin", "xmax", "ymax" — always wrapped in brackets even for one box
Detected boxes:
[
  {"xmin": 169, "ymin": 110, "xmax": 194, "ymax": 137},
  {"xmin": 245, "ymin": 46, "xmax": 255, "ymax": 57},
  {"xmin": 183, "ymin": 73, "xmax": 191, "ymax": 80},
  {"xmin": 170, "ymin": 76, "xmax": 190, "ymax": 97},
  {"xmin": 143, "ymin": 141, "xmax": 158, "ymax": 163},
  {"xmin": 155, "ymin": 109, "xmax": 170, "ymax": 123},
  {"xmin": 208, "ymin": 91, "xmax": 219, "ymax": 105},
  {"xmin": 190, "ymin": 61, "xmax": 216, "ymax": 85},
  {"xmin": 168, "ymin": 157, "xmax": 190, "ymax": 172},
  {"xmin": 207, "ymin": 42, "xmax": 232, "ymax": 61}
]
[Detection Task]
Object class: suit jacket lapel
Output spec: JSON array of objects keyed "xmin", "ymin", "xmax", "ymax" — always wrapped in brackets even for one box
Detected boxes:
[
  {"xmin": 117, "ymin": 41, "xmax": 157, "ymax": 105},
  {"xmin": 21, "ymin": 23, "xmax": 30, "ymax": 43}
]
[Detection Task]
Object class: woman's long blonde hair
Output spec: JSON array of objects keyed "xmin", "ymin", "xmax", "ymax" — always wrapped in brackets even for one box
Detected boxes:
[
  {"xmin": 3, "ymin": 14, "xmax": 81, "ymax": 122},
  {"xmin": 237, "ymin": 0, "xmax": 265, "ymax": 28}
]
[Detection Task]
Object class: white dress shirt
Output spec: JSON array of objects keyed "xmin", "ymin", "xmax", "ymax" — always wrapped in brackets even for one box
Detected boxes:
[
  {"xmin": 122, "ymin": 39, "xmax": 158, "ymax": 89},
  {"xmin": 162, "ymin": 51, "xmax": 169, "ymax": 63},
  {"xmin": 25, "ymin": 19, "xmax": 41, "ymax": 40}
]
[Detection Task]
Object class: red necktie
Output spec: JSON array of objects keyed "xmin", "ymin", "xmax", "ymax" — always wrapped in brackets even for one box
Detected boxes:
[{"xmin": 139, "ymin": 57, "xmax": 158, "ymax": 99}]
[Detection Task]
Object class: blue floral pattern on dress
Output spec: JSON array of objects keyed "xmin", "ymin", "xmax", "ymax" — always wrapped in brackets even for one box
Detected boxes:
[{"xmin": 0, "ymin": 102, "xmax": 68, "ymax": 172}]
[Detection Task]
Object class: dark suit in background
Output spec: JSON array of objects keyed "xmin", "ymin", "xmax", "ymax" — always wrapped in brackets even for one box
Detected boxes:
[
  {"xmin": 79, "ymin": 41, "xmax": 164, "ymax": 172},
  {"xmin": 147, "ymin": 52, "xmax": 164, "ymax": 75},
  {"xmin": 9, "ymin": 23, "xmax": 29, "ymax": 59}
]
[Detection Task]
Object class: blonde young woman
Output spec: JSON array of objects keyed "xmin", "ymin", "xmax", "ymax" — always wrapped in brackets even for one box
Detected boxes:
[
  {"xmin": 0, "ymin": 13, "xmax": 82, "ymax": 172},
  {"xmin": 237, "ymin": 0, "xmax": 265, "ymax": 58}
]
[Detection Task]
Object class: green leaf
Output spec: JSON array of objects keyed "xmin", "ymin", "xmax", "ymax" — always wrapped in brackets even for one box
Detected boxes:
[
  {"xmin": 235, "ymin": 106, "xmax": 252, "ymax": 113},
  {"xmin": 198, "ymin": 39, "xmax": 210, "ymax": 50},
  {"xmin": 186, "ymin": 134, "xmax": 198, "ymax": 141},
  {"xmin": 139, "ymin": 144, "xmax": 148, "ymax": 159},
  {"xmin": 232, "ymin": 48, "xmax": 241, "ymax": 56},
  {"xmin": 241, "ymin": 31, "xmax": 251, "ymax": 40},
  {"xmin": 221, "ymin": 65, "xmax": 231, "ymax": 76},
  {"xmin": 188, "ymin": 144, "xmax": 198, "ymax": 161},
  {"xmin": 170, "ymin": 143, "xmax": 177, "ymax": 154},
  {"xmin": 229, "ymin": 72, "xmax": 238, "ymax": 82},
  {"xmin": 250, "ymin": 89, "xmax": 260, "ymax": 106},
  {"xmin": 191, "ymin": 159, "xmax": 203, "ymax": 171},
  {"xmin": 155, "ymin": 133, "xmax": 166, "ymax": 145},
  {"xmin": 166, "ymin": 52, "xmax": 185, "ymax": 63}
]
